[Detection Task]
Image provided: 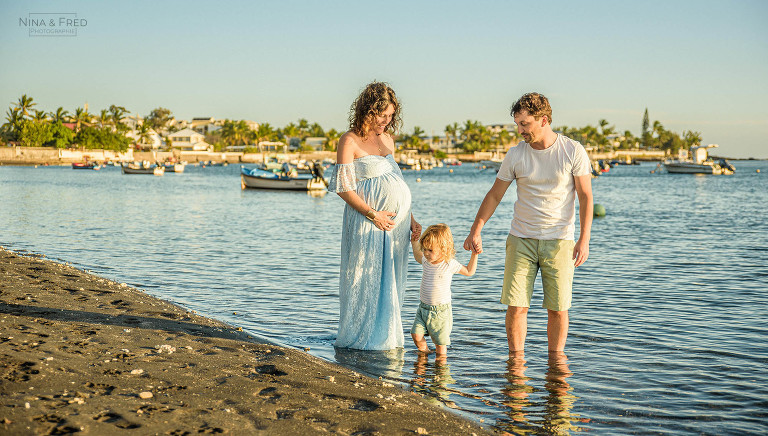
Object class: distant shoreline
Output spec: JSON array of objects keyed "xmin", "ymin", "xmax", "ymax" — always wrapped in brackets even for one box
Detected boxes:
[{"xmin": 0, "ymin": 146, "xmax": 693, "ymax": 166}]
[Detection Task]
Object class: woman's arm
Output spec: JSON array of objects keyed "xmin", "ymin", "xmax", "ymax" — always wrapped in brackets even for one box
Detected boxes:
[
  {"xmin": 335, "ymin": 133, "xmax": 395, "ymax": 231},
  {"xmin": 410, "ymin": 213, "xmax": 422, "ymax": 240}
]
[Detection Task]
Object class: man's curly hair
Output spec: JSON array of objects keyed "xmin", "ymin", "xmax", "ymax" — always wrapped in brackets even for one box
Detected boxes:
[
  {"xmin": 349, "ymin": 82, "xmax": 402, "ymax": 138},
  {"xmin": 511, "ymin": 92, "xmax": 553, "ymax": 124}
]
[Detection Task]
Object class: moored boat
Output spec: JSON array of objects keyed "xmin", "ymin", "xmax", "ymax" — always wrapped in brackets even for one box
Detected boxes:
[
  {"xmin": 240, "ymin": 166, "xmax": 326, "ymax": 191},
  {"xmin": 163, "ymin": 163, "xmax": 186, "ymax": 173},
  {"xmin": 72, "ymin": 162, "xmax": 101, "ymax": 170},
  {"xmin": 121, "ymin": 163, "xmax": 164, "ymax": 176},
  {"xmin": 663, "ymin": 144, "xmax": 735, "ymax": 175}
]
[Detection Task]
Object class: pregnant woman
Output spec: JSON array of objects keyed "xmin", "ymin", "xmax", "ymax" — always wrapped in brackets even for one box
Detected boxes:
[{"xmin": 328, "ymin": 81, "xmax": 421, "ymax": 350}]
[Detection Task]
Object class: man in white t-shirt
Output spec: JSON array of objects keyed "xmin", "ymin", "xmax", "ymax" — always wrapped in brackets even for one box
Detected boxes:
[{"xmin": 463, "ymin": 92, "xmax": 593, "ymax": 356}]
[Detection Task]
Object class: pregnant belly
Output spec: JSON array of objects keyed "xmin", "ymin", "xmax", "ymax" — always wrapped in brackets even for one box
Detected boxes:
[{"xmin": 360, "ymin": 176, "xmax": 411, "ymax": 221}]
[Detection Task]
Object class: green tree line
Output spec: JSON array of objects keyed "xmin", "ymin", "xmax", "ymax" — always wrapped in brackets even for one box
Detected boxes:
[
  {"xmin": 2, "ymin": 95, "xmax": 131, "ymax": 151},
  {"xmin": 2, "ymin": 96, "xmax": 701, "ymax": 155}
]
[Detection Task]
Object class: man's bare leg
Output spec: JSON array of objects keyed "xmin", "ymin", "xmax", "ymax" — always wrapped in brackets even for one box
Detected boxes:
[
  {"xmin": 506, "ymin": 306, "xmax": 529, "ymax": 353},
  {"xmin": 547, "ymin": 309, "xmax": 569, "ymax": 352}
]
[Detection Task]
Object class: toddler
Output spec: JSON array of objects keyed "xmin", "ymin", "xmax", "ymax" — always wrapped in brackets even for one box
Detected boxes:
[{"xmin": 411, "ymin": 224, "xmax": 478, "ymax": 355}]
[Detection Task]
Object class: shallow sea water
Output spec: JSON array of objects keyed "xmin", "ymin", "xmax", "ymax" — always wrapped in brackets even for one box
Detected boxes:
[{"xmin": 2, "ymin": 160, "xmax": 767, "ymax": 435}]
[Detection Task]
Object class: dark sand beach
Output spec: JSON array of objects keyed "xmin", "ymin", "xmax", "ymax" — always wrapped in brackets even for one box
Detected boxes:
[{"xmin": 0, "ymin": 248, "xmax": 491, "ymax": 435}]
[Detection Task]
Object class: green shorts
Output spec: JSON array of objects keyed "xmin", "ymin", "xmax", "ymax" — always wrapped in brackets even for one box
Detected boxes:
[
  {"xmin": 411, "ymin": 302, "xmax": 452, "ymax": 345},
  {"xmin": 501, "ymin": 234, "xmax": 574, "ymax": 311}
]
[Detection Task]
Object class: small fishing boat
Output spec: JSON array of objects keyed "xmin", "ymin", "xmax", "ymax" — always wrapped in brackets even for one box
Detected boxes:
[
  {"xmin": 240, "ymin": 165, "xmax": 326, "ymax": 191},
  {"xmin": 72, "ymin": 162, "xmax": 101, "ymax": 170},
  {"xmin": 163, "ymin": 163, "xmax": 186, "ymax": 173},
  {"xmin": 398, "ymin": 157, "xmax": 421, "ymax": 171},
  {"xmin": 121, "ymin": 163, "xmax": 165, "ymax": 176},
  {"xmin": 663, "ymin": 144, "xmax": 735, "ymax": 175}
]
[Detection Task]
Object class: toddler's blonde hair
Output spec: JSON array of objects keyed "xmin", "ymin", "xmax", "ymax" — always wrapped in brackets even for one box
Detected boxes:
[{"xmin": 419, "ymin": 224, "xmax": 455, "ymax": 261}]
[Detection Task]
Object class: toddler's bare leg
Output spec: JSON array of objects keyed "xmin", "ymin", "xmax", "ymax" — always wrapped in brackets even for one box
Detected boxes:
[
  {"xmin": 411, "ymin": 333, "xmax": 429, "ymax": 353},
  {"xmin": 435, "ymin": 344, "xmax": 447, "ymax": 356}
]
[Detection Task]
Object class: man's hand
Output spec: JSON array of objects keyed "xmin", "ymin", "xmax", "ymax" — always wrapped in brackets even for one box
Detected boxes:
[
  {"xmin": 573, "ymin": 239, "xmax": 589, "ymax": 267},
  {"xmin": 464, "ymin": 232, "xmax": 483, "ymax": 254}
]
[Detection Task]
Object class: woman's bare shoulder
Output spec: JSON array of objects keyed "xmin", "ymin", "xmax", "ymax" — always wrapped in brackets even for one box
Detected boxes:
[
  {"xmin": 338, "ymin": 131, "xmax": 360, "ymax": 148},
  {"xmin": 382, "ymin": 132, "xmax": 396, "ymax": 146}
]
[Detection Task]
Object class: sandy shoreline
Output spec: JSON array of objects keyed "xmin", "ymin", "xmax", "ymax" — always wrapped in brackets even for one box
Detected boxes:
[{"xmin": 0, "ymin": 248, "xmax": 492, "ymax": 435}]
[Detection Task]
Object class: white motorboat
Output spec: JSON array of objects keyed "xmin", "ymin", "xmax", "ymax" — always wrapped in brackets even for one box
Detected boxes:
[
  {"xmin": 240, "ymin": 166, "xmax": 327, "ymax": 191},
  {"xmin": 163, "ymin": 162, "xmax": 186, "ymax": 173},
  {"xmin": 121, "ymin": 162, "xmax": 165, "ymax": 176},
  {"xmin": 663, "ymin": 144, "xmax": 735, "ymax": 175}
]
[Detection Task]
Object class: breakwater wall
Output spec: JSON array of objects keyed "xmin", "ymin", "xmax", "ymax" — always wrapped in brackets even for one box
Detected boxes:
[
  {"xmin": 0, "ymin": 147, "xmax": 339, "ymax": 165},
  {"xmin": 1, "ymin": 146, "xmax": 666, "ymax": 166}
]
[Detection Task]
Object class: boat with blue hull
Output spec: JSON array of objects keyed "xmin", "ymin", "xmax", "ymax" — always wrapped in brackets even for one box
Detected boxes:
[{"xmin": 240, "ymin": 165, "xmax": 327, "ymax": 191}]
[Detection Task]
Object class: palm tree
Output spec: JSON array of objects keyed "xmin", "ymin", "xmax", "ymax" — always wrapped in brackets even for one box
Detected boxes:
[
  {"xmin": 309, "ymin": 122, "xmax": 324, "ymax": 138},
  {"xmin": 444, "ymin": 122, "xmax": 459, "ymax": 149},
  {"xmin": 683, "ymin": 130, "xmax": 702, "ymax": 148},
  {"xmin": 109, "ymin": 105, "xmax": 128, "ymax": 132},
  {"xmin": 324, "ymin": 128, "xmax": 340, "ymax": 151},
  {"xmin": 51, "ymin": 107, "xmax": 70, "ymax": 124},
  {"xmin": 97, "ymin": 110, "xmax": 110, "ymax": 129},
  {"xmin": 297, "ymin": 118, "xmax": 310, "ymax": 136},
  {"xmin": 220, "ymin": 120, "xmax": 251, "ymax": 146},
  {"xmin": 14, "ymin": 94, "xmax": 36, "ymax": 119},
  {"xmin": 281, "ymin": 123, "xmax": 300, "ymax": 147},
  {"xmin": 459, "ymin": 120, "xmax": 493, "ymax": 151},
  {"xmin": 496, "ymin": 129, "xmax": 512, "ymax": 150},
  {"xmin": 255, "ymin": 122, "xmax": 277, "ymax": 144},
  {"xmin": 136, "ymin": 122, "xmax": 152, "ymax": 148},
  {"xmin": 73, "ymin": 107, "xmax": 91, "ymax": 133},
  {"xmin": 32, "ymin": 110, "xmax": 49, "ymax": 123},
  {"xmin": 404, "ymin": 126, "xmax": 427, "ymax": 151},
  {"xmin": 651, "ymin": 121, "xmax": 664, "ymax": 149},
  {"xmin": 2, "ymin": 108, "xmax": 23, "ymax": 140}
]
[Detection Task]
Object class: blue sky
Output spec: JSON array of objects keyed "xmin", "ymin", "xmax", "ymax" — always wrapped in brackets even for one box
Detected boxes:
[{"xmin": 1, "ymin": 0, "xmax": 766, "ymax": 158}]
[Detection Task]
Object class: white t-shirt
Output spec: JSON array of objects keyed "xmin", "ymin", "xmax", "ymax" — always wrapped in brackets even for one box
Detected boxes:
[
  {"xmin": 419, "ymin": 258, "xmax": 462, "ymax": 305},
  {"xmin": 497, "ymin": 134, "xmax": 591, "ymax": 240}
]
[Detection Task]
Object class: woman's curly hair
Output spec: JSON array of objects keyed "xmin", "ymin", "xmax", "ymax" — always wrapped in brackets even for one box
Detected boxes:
[{"xmin": 349, "ymin": 81, "xmax": 402, "ymax": 138}]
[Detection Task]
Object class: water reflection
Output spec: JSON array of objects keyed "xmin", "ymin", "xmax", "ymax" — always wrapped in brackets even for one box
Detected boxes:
[
  {"xmin": 333, "ymin": 347, "xmax": 404, "ymax": 379},
  {"xmin": 501, "ymin": 354, "xmax": 533, "ymax": 424},
  {"xmin": 411, "ymin": 353, "xmax": 457, "ymax": 408},
  {"xmin": 499, "ymin": 353, "xmax": 583, "ymax": 435},
  {"xmin": 542, "ymin": 352, "xmax": 580, "ymax": 434}
]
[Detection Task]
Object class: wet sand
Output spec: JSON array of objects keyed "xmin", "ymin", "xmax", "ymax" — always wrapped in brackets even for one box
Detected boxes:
[{"xmin": 0, "ymin": 248, "xmax": 492, "ymax": 435}]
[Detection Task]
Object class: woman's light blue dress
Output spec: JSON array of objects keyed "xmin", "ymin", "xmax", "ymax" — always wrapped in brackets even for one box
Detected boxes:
[{"xmin": 328, "ymin": 154, "xmax": 412, "ymax": 350}]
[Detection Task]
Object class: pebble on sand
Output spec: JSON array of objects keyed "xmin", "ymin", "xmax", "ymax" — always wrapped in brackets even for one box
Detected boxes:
[{"xmin": 139, "ymin": 392, "xmax": 153, "ymax": 399}]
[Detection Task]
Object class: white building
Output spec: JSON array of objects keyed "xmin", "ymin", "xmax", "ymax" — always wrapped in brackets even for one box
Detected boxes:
[
  {"xmin": 189, "ymin": 117, "xmax": 219, "ymax": 134},
  {"xmin": 168, "ymin": 128, "xmax": 212, "ymax": 152},
  {"xmin": 301, "ymin": 137, "xmax": 327, "ymax": 151},
  {"xmin": 126, "ymin": 128, "xmax": 163, "ymax": 150},
  {"xmin": 487, "ymin": 123, "xmax": 516, "ymax": 134}
]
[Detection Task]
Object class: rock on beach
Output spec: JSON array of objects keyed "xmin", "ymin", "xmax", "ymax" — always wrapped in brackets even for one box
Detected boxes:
[{"xmin": 0, "ymin": 248, "xmax": 491, "ymax": 435}]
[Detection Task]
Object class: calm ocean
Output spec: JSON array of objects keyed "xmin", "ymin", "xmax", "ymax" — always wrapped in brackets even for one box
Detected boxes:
[{"xmin": 2, "ymin": 160, "xmax": 766, "ymax": 435}]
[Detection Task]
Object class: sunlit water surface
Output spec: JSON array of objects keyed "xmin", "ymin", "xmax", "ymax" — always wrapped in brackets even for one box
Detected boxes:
[{"xmin": 2, "ymin": 161, "xmax": 766, "ymax": 435}]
